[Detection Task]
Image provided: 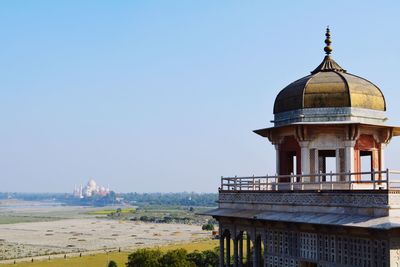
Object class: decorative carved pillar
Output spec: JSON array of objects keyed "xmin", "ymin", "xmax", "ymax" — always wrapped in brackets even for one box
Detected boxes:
[
  {"xmin": 253, "ymin": 236, "xmax": 259, "ymax": 267},
  {"xmin": 338, "ymin": 148, "xmax": 346, "ymax": 180},
  {"xmin": 380, "ymin": 143, "xmax": 386, "ymax": 172},
  {"xmin": 226, "ymin": 233, "xmax": 231, "ymax": 267},
  {"xmin": 262, "ymin": 232, "xmax": 267, "ymax": 267},
  {"xmin": 275, "ymin": 144, "xmax": 280, "ymax": 175},
  {"xmin": 335, "ymin": 148, "xmax": 340, "ymax": 176},
  {"xmin": 372, "ymin": 148, "xmax": 380, "ymax": 172},
  {"xmin": 219, "ymin": 234, "xmax": 224, "ymax": 267},
  {"xmin": 344, "ymin": 140, "xmax": 356, "ymax": 179},
  {"xmin": 299, "ymin": 141, "xmax": 310, "ymax": 181},
  {"xmin": 239, "ymin": 233, "xmax": 243, "ymax": 267},
  {"xmin": 233, "ymin": 235, "xmax": 239, "ymax": 267},
  {"xmin": 249, "ymin": 229, "xmax": 261, "ymax": 267}
]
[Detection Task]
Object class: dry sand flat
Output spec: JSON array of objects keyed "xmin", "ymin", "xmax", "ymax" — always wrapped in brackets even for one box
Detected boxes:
[{"xmin": 0, "ymin": 218, "xmax": 208, "ymax": 260}]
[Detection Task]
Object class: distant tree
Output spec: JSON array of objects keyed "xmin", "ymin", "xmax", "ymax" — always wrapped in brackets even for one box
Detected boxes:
[
  {"xmin": 163, "ymin": 216, "xmax": 173, "ymax": 223},
  {"xmin": 139, "ymin": 215, "xmax": 149, "ymax": 222},
  {"xmin": 159, "ymin": 249, "xmax": 194, "ymax": 267},
  {"xmin": 126, "ymin": 248, "xmax": 161, "ymax": 267},
  {"xmin": 202, "ymin": 224, "xmax": 214, "ymax": 231},
  {"xmin": 116, "ymin": 208, "xmax": 122, "ymax": 216},
  {"xmin": 125, "ymin": 248, "xmax": 219, "ymax": 267},
  {"xmin": 187, "ymin": 250, "xmax": 219, "ymax": 267},
  {"xmin": 186, "ymin": 250, "xmax": 204, "ymax": 266},
  {"xmin": 120, "ymin": 192, "xmax": 218, "ymax": 207},
  {"xmin": 201, "ymin": 250, "xmax": 219, "ymax": 267},
  {"xmin": 108, "ymin": 260, "xmax": 118, "ymax": 267}
]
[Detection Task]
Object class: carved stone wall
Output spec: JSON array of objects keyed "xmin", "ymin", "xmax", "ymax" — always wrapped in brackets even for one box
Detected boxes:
[
  {"xmin": 263, "ymin": 230, "xmax": 386, "ymax": 267},
  {"xmin": 219, "ymin": 220, "xmax": 392, "ymax": 267},
  {"xmin": 220, "ymin": 192, "xmax": 391, "ymax": 208},
  {"xmin": 218, "ymin": 191, "xmax": 400, "ymax": 217}
]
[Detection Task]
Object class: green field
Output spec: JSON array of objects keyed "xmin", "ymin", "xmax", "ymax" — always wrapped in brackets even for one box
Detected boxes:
[
  {"xmin": 87, "ymin": 208, "xmax": 135, "ymax": 215},
  {"xmin": 87, "ymin": 205, "xmax": 213, "ymax": 226},
  {"xmin": 3, "ymin": 240, "xmax": 219, "ymax": 267}
]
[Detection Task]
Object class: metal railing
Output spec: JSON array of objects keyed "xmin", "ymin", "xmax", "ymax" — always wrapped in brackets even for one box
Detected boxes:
[{"xmin": 220, "ymin": 169, "xmax": 400, "ymax": 191}]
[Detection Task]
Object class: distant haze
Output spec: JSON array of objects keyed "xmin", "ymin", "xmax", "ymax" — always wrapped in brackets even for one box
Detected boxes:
[{"xmin": 1, "ymin": 1, "xmax": 400, "ymax": 192}]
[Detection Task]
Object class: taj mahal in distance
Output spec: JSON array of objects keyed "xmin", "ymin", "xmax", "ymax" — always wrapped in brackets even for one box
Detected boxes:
[
  {"xmin": 73, "ymin": 179, "xmax": 111, "ymax": 198},
  {"xmin": 205, "ymin": 28, "xmax": 400, "ymax": 266}
]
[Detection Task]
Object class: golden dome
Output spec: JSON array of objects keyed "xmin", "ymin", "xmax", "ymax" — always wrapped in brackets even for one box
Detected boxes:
[{"xmin": 273, "ymin": 29, "xmax": 386, "ymax": 114}]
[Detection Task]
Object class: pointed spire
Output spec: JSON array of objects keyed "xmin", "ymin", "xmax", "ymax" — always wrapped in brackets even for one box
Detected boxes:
[
  {"xmin": 311, "ymin": 27, "xmax": 346, "ymax": 74},
  {"xmin": 324, "ymin": 26, "xmax": 332, "ymax": 55}
]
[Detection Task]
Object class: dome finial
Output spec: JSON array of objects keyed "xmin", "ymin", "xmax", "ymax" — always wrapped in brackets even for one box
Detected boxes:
[
  {"xmin": 311, "ymin": 27, "xmax": 346, "ymax": 74},
  {"xmin": 324, "ymin": 26, "xmax": 333, "ymax": 55}
]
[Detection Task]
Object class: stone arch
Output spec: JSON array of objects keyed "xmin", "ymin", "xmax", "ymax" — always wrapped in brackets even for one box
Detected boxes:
[
  {"xmin": 354, "ymin": 134, "xmax": 381, "ymax": 180},
  {"xmin": 279, "ymin": 136, "xmax": 301, "ymax": 180}
]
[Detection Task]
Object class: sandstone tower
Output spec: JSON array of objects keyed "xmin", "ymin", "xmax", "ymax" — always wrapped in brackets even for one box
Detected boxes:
[{"xmin": 205, "ymin": 28, "xmax": 400, "ymax": 267}]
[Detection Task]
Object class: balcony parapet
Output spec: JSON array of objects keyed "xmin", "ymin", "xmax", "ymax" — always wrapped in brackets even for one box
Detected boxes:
[
  {"xmin": 220, "ymin": 169, "xmax": 400, "ymax": 192},
  {"xmin": 218, "ymin": 170, "xmax": 400, "ymax": 217}
]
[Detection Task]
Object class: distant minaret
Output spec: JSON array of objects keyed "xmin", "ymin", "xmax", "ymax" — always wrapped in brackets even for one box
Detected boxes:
[{"xmin": 79, "ymin": 184, "xmax": 83, "ymax": 198}]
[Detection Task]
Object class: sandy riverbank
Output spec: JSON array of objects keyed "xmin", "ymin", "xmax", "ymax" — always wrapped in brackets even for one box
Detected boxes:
[{"xmin": 0, "ymin": 218, "xmax": 208, "ymax": 261}]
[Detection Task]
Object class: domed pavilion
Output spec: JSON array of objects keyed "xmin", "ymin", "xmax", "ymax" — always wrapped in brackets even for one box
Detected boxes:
[
  {"xmin": 204, "ymin": 28, "xmax": 400, "ymax": 267},
  {"xmin": 255, "ymin": 27, "xmax": 399, "ymax": 183}
]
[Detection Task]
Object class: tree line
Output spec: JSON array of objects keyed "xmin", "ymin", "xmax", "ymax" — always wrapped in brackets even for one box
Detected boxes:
[
  {"xmin": 1, "ymin": 192, "xmax": 218, "ymax": 207},
  {"xmin": 121, "ymin": 192, "xmax": 217, "ymax": 207},
  {"xmin": 125, "ymin": 248, "xmax": 219, "ymax": 267}
]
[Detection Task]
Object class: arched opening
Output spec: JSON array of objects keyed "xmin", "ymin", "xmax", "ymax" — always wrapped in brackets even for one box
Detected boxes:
[
  {"xmin": 279, "ymin": 136, "xmax": 301, "ymax": 182},
  {"xmin": 354, "ymin": 135, "xmax": 380, "ymax": 181}
]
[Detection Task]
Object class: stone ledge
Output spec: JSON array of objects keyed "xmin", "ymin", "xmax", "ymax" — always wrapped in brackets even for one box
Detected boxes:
[{"xmin": 219, "ymin": 191, "xmax": 400, "ymax": 216}]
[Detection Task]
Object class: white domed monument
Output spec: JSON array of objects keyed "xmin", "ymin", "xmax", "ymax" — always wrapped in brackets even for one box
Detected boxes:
[
  {"xmin": 204, "ymin": 28, "xmax": 400, "ymax": 266},
  {"xmin": 88, "ymin": 179, "xmax": 97, "ymax": 189},
  {"xmin": 73, "ymin": 179, "xmax": 110, "ymax": 198}
]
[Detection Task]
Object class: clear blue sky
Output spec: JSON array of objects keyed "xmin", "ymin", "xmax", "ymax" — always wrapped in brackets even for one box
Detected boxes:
[{"xmin": 1, "ymin": 1, "xmax": 400, "ymax": 193}]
